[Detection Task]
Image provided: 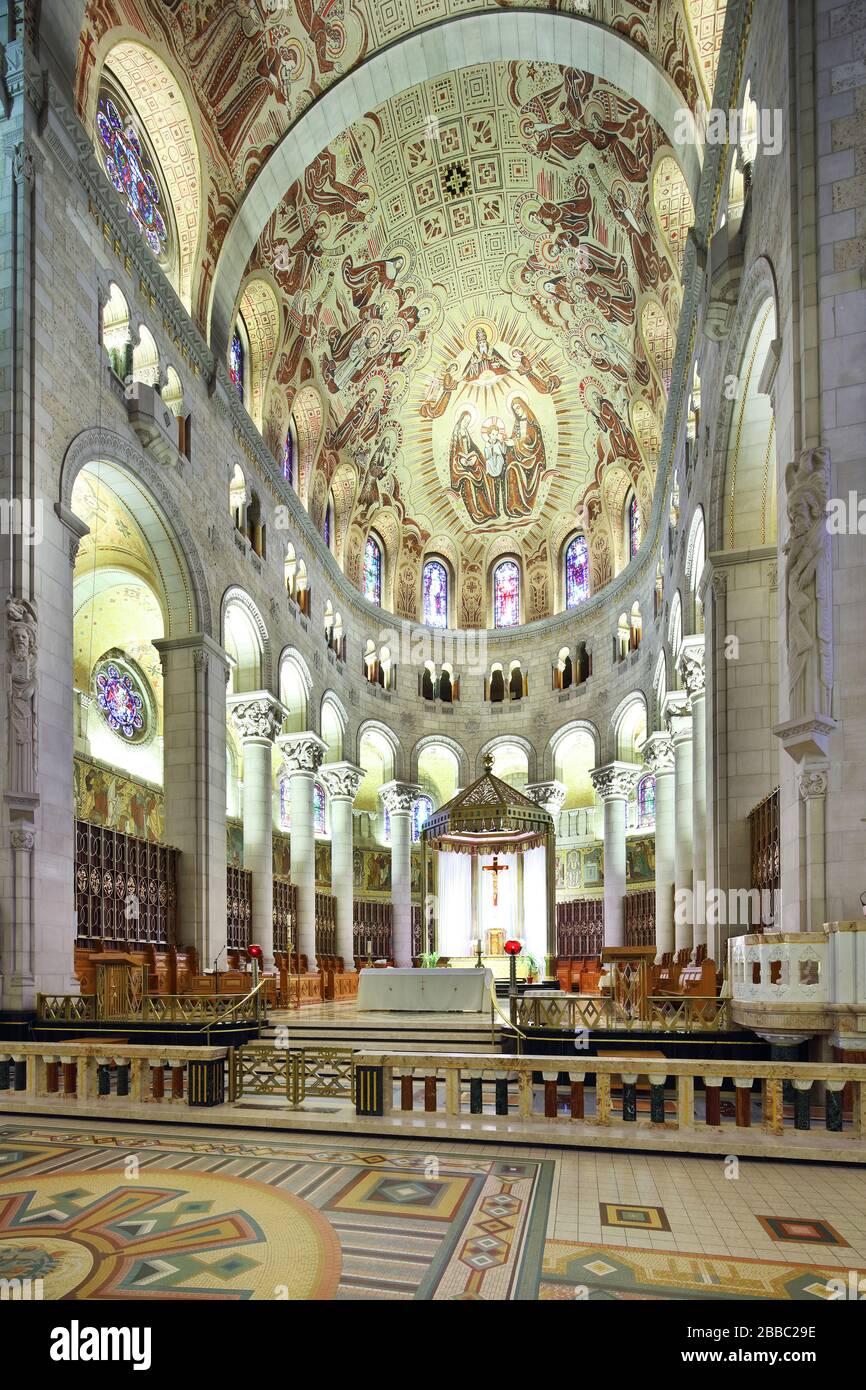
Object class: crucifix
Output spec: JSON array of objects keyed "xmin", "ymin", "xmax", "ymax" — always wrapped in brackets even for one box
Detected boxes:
[{"xmin": 482, "ymin": 852, "xmax": 509, "ymax": 907}]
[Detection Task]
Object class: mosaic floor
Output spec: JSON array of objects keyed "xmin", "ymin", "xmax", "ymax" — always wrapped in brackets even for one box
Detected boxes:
[{"xmin": 0, "ymin": 1119, "xmax": 864, "ymax": 1301}]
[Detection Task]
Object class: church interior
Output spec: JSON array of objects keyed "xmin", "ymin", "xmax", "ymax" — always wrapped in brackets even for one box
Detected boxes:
[{"xmin": 2, "ymin": 0, "xmax": 866, "ymax": 1321}]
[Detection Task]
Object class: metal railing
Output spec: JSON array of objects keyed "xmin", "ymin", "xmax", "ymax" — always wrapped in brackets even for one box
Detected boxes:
[
  {"xmin": 516, "ymin": 992, "xmax": 729, "ymax": 1034},
  {"xmin": 229, "ymin": 1045, "xmax": 355, "ymax": 1106}
]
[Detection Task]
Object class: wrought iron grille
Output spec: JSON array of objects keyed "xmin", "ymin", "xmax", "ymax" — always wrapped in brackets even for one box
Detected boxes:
[
  {"xmin": 273, "ymin": 877, "xmax": 296, "ymax": 953},
  {"xmin": 624, "ymin": 889, "xmax": 656, "ymax": 948},
  {"xmin": 353, "ymin": 900, "xmax": 393, "ymax": 961},
  {"xmin": 555, "ymin": 898, "xmax": 604, "ymax": 957},
  {"xmin": 74, "ymin": 819, "xmax": 177, "ymax": 947},
  {"xmin": 748, "ymin": 787, "xmax": 780, "ymax": 930},
  {"xmin": 226, "ymin": 865, "xmax": 252, "ymax": 950}
]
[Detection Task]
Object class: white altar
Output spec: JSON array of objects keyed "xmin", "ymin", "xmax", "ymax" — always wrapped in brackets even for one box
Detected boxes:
[{"xmin": 357, "ymin": 967, "xmax": 492, "ymax": 1012}]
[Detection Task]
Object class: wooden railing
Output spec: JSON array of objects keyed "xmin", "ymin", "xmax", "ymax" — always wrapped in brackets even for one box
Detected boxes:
[
  {"xmin": 226, "ymin": 865, "xmax": 252, "ymax": 950},
  {"xmin": 556, "ymin": 898, "xmax": 603, "ymax": 956},
  {"xmin": 624, "ymin": 889, "xmax": 656, "ymax": 948},
  {"xmin": 353, "ymin": 900, "xmax": 393, "ymax": 961},
  {"xmin": 352, "ymin": 1050, "xmax": 866, "ymax": 1154},
  {"xmin": 75, "ymin": 819, "xmax": 178, "ymax": 947}
]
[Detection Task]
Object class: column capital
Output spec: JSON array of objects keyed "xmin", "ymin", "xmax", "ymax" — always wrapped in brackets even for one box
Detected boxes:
[
  {"xmin": 798, "ymin": 766, "xmax": 828, "ymax": 801},
  {"xmin": 154, "ymin": 632, "xmax": 231, "ymax": 677},
  {"xmin": 319, "ymin": 761, "xmax": 365, "ymax": 802},
  {"xmin": 679, "ymin": 635, "xmax": 705, "ymax": 699},
  {"xmin": 642, "ymin": 731, "xmax": 675, "ymax": 775},
  {"xmin": 277, "ymin": 730, "xmax": 328, "ymax": 774},
  {"xmin": 590, "ymin": 762, "xmax": 641, "ymax": 801},
  {"xmin": 379, "ymin": 780, "xmax": 423, "ymax": 815},
  {"xmin": 662, "ymin": 691, "xmax": 693, "ymax": 742},
  {"xmin": 228, "ymin": 691, "xmax": 286, "ymax": 743},
  {"xmin": 524, "ymin": 781, "xmax": 567, "ymax": 816}
]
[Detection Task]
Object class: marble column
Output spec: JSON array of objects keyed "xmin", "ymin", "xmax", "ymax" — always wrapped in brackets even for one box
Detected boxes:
[
  {"xmin": 380, "ymin": 781, "xmax": 422, "ymax": 967},
  {"xmin": 643, "ymin": 732, "xmax": 675, "ymax": 958},
  {"xmin": 589, "ymin": 763, "xmax": 641, "ymax": 948},
  {"xmin": 798, "ymin": 768, "xmax": 828, "ymax": 933},
  {"xmin": 277, "ymin": 733, "xmax": 327, "ymax": 969},
  {"xmin": 155, "ymin": 635, "xmax": 230, "ymax": 970},
  {"xmin": 681, "ymin": 636, "xmax": 707, "ymax": 948},
  {"xmin": 665, "ymin": 693, "xmax": 694, "ymax": 954},
  {"xmin": 319, "ymin": 762, "xmax": 364, "ymax": 968},
  {"xmin": 229, "ymin": 693, "xmax": 285, "ymax": 967},
  {"xmin": 524, "ymin": 781, "xmax": 567, "ymax": 971}
]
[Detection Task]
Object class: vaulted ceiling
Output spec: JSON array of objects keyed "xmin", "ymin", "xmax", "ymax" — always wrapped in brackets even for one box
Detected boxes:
[{"xmin": 76, "ymin": 1, "xmax": 728, "ymax": 623}]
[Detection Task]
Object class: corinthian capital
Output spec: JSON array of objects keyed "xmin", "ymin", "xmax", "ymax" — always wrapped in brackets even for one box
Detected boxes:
[
  {"xmin": 590, "ymin": 762, "xmax": 641, "ymax": 801},
  {"xmin": 319, "ymin": 761, "xmax": 365, "ymax": 802},
  {"xmin": 379, "ymin": 780, "xmax": 422, "ymax": 815},
  {"xmin": 228, "ymin": 692, "xmax": 285, "ymax": 743},
  {"xmin": 642, "ymin": 731, "xmax": 674, "ymax": 775},
  {"xmin": 278, "ymin": 731, "xmax": 327, "ymax": 775},
  {"xmin": 662, "ymin": 691, "xmax": 692, "ymax": 742},
  {"xmin": 798, "ymin": 768, "xmax": 828, "ymax": 801},
  {"xmin": 679, "ymin": 635, "xmax": 705, "ymax": 698},
  {"xmin": 524, "ymin": 781, "xmax": 567, "ymax": 816}
]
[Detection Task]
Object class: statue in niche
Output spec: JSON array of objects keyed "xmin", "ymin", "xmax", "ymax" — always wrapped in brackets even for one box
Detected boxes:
[
  {"xmin": 783, "ymin": 447, "xmax": 833, "ymax": 721},
  {"xmin": 6, "ymin": 594, "xmax": 38, "ymax": 794}
]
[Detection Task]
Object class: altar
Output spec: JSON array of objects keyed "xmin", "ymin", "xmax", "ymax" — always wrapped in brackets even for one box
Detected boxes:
[{"xmin": 357, "ymin": 967, "xmax": 492, "ymax": 1012}]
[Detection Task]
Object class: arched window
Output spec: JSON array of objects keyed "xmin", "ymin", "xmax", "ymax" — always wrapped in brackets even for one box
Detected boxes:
[
  {"xmin": 96, "ymin": 83, "xmax": 172, "ymax": 265},
  {"xmin": 422, "ymin": 559, "xmax": 448, "ymax": 628},
  {"xmin": 413, "ymin": 795, "xmax": 433, "ymax": 842},
  {"xmin": 493, "ymin": 559, "xmax": 520, "ymax": 628},
  {"xmin": 283, "ymin": 426, "xmax": 294, "ymax": 486},
  {"xmin": 229, "ymin": 326, "xmax": 244, "ymax": 402},
  {"xmin": 628, "ymin": 493, "xmax": 641, "ymax": 558},
  {"xmin": 323, "ymin": 496, "xmax": 334, "ymax": 550},
  {"xmin": 564, "ymin": 535, "xmax": 589, "ymax": 608},
  {"xmin": 364, "ymin": 536, "xmax": 382, "ymax": 605},
  {"xmin": 313, "ymin": 782, "xmax": 327, "ymax": 835},
  {"xmin": 637, "ymin": 774, "xmax": 656, "ymax": 828}
]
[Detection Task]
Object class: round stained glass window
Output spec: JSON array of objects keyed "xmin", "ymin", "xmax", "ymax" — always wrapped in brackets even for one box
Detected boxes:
[
  {"xmin": 97, "ymin": 96, "xmax": 167, "ymax": 256},
  {"xmin": 92, "ymin": 654, "xmax": 155, "ymax": 745}
]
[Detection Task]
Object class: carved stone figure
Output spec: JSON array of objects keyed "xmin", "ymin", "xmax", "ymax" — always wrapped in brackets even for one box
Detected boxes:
[
  {"xmin": 783, "ymin": 447, "xmax": 832, "ymax": 721},
  {"xmin": 6, "ymin": 594, "xmax": 38, "ymax": 794}
]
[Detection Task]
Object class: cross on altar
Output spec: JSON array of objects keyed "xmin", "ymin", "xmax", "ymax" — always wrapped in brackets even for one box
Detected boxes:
[{"xmin": 482, "ymin": 853, "xmax": 509, "ymax": 907}]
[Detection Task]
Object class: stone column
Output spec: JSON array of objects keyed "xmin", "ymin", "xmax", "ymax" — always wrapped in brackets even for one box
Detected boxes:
[
  {"xmin": 681, "ymin": 636, "xmax": 707, "ymax": 947},
  {"xmin": 798, "ymin": 768, "xmax": 828, "ymax": 933},
  {"xmin": 590, "ymin": 763, "xmax": 641, "ymax": 948},
  {"xmin": 380, "ymin": 781, "xmax": 422, "ymax": 967},
  {"xmin": 278, "ymin": 733, "xmax": 326, "ymax": 968},
  {"xmin": 319, "ymin": 762, "xmax": 364, "ymax": 968},
  {"xmin": 664, "ymin": 693, "xmax": 694, "ymax": 954},
  {"xmin": 155, "ymin": 635, "xmax": 230, "ymax": 970},
  {"xmin": 229, "ymin": 693, "xmax": 285, "ymax": 967},
  {"xmin": 643, "ymin": 732, "xmax": 675, "ymax": 959},
  {"xmin": 524, "ymin": 781, "xmax": 567, "ymax": 971}
]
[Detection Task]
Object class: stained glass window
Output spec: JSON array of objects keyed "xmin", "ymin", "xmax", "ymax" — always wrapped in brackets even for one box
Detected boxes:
[
  {"xmin": 422, "ymin": 560, "xmax": 448, "ymax": 628},
  {"xmin": 364, "ymin": 536, "xmax": 382, "ymax": 605},
  {"xmin": 313, "ymin": 782, "xmax": 326, "ymax": 835},
  {"xmin": 637, "ymin": 775, "xmax": 656, "ymax": 828},
  {"xmin": 283, "ymin": 427, "xmax": 294, "ymax": 485},
  {"xmin": 230, "ymin": 327, "xmax": 244, "ymax": 401},
  {"xmin": 95, "ymin": 661, "xmax": 145, "ymax": 740},
  {"xmin": 628, "ymin": 493, "xmax": 641, "ymax": 558},
  {"xmin": 323, "ymin": 498, "xmax": 333, "ymax": 549},
  {"xmin": 279, "ymin": 775, "xmax": 291, "ymax": 830},
  {"xmin": 96, "ymin": 93, "xmax": 167, "ymax": 258},
  {"xmin": 412, "ymin": 795, "xmax": 433, "ymax": 842},
  {"xmin": 565, "ymin": 535, "xmax": 590, "ymax": 608},
  {"xmin": 493, "ymin": 559, "xmax": 520, "ymax": 628}
]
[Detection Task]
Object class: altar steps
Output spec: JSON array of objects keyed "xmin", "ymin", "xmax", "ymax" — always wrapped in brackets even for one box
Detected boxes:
[{"xmin": 259, "ymin": 1015, "xmax": 502, "ymax": 1055}]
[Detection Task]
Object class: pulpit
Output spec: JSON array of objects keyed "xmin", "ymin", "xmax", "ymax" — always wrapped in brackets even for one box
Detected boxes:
[
  {"xmin": 91, "ymin": 953, "xmax": 148, "ymax": 1021},
  {"xmin": 601, "ymin": 946, "xmax": 657, "ymax": 1022}
]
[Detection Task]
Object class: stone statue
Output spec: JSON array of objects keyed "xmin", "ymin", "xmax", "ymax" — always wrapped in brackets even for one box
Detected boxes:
[
  {"xmin": 6, "ymin": 594, "xmax": 38, "ymax": 793},
  {"xmin": 783, "ymin": 447, "xmax": 832, "ymax": 722}
]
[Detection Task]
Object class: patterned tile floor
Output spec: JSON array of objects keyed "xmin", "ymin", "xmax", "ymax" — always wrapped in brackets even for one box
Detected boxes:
[{"xmin": 1, "ymin": 1117, "xmax": 864, "ymax": 1300}]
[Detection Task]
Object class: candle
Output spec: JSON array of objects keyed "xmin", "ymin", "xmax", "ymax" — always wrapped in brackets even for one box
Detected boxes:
[{"xmin": 366, "ymin": 939, "xmax": 371, "ymax": 952}]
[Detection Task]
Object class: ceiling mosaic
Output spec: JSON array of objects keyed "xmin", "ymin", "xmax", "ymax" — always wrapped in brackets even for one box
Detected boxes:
[{"xmin": 249, "ymin": 59, "xmax": 693, "ymax": 612}]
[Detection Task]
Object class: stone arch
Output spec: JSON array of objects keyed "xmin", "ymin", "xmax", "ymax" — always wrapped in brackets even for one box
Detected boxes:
[
  {"xmin": 293, "ymin": 383, "xmax": 326, "ymax": 509},
  {"xmin": 320, "ymin": 690, "xmax": 349, "ymax": 762},
  {"xmin": 685, "ymin": 504, "xmax": 707, "ymax": 631},
  {"xmin": 221, "ymin": 586, "xmax": 271, "ymax": 694},
  {"xmin": 476, "ymin": 735, "xmax": 537, "ymax": 784},
  {"xmin": 60, "ymin": 426, "xmax": 211, "ymax": 636},
  {"xmin": 279, "ymin": 646, "xmax": 314, "ymax": 733},
  {"xmin": 411, "ymin": 735, "xmax": 470, "ymax": 789},
  {"xmin": 708, "ymin": 255, "xmax": 781, "ymax": 552},
  {"xmin": 235, "ymin": 273, "xmax": 280, "ymax": 435},
  {"xmin": 611, "ymin": 691, "xmax": 649, "ymax": 763}
]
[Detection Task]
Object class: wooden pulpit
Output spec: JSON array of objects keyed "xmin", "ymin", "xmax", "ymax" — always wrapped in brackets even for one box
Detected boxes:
[{"xmin": 91, "ymin": 953, "xmax": 147, "ymax": 1021}]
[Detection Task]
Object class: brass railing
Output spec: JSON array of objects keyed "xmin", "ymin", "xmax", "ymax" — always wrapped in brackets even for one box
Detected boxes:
[
  {"xmin": 229, "ymin": 1045, "xmax": 355, "ymax": 1106},
  {"xmin": 36, "ymin": 990, "xmax": 262, "ymax": 1027},
  {"xmin": 37, "ymin": 994, "xmax": 96, "ymax": 1023},
  {"xmin": 516, "ymin": 993, "xmax": 729, "ymax": 1034}
]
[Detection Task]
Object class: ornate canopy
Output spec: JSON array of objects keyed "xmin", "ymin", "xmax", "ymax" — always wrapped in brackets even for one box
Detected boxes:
[{"xmin": 422, "ymin": 754, "xmax": 553, "ymax": 855}]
